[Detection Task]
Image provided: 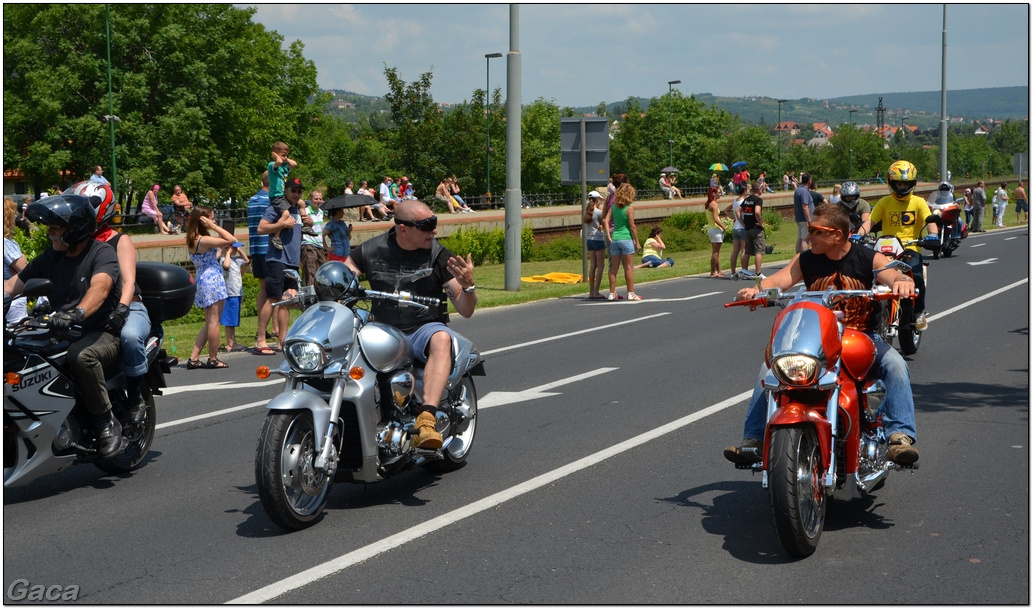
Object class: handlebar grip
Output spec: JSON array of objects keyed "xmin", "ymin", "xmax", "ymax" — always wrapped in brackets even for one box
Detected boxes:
[{"xmin": 725, "ymin": 298, "xmax": 768, "ymax": 308}]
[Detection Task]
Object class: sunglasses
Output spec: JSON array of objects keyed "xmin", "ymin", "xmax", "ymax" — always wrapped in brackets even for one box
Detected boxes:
[
  {"xmin": 395, "ymin": 215, "xmax": 438, "ymax": 232},
  {"xmin": 287, "ymin": 187, "xmax": 303, "ymax": 192},
  {"xmin": 806, "ymin": 223, "xmax": 839, "ymax": 236}
]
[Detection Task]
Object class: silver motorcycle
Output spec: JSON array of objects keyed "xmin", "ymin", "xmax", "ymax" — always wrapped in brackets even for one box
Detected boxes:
[{"xmin": 255, "ymin": 263, "xmax": 485, "ymax": 531}]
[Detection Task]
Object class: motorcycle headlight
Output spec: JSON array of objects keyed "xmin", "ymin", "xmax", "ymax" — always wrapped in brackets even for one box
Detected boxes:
[
  {"xmin": 772, "ymin": 354, "xmax": 820, "ymax": 386},
  {"xmin": 285, "ymin": 341, "xmax": 327, "ymax": 373}
]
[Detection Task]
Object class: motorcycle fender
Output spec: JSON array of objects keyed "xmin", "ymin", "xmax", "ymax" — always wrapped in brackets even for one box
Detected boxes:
[
  {"xmin": 265, "ymin": 390, "xmax": 333, "ymax": 448},
  {"xmin": 766, "ymin": 404, "xmax": 833, "ymax": 472}
]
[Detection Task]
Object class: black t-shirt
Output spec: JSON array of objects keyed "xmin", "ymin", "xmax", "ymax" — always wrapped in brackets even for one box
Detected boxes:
[
  {"xmin": 349, "ymin": 227, "xmax": 452, "ymax": 332},
  {"xmin": 741, "ymin": 195, "xmax": 763, "ymax": 230},
  {"xmin": 799, "ymin": 243, "xmax": 878, "ymax": 332},
  {"xmin": 810, "ymin": 190, "xmax": 826, "ymax": 207},
  {"xmin": 19, "ymin": 239, "xmax": 121, "ymax": 332}
]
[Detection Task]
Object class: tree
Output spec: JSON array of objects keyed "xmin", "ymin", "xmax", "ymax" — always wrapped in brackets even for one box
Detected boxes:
[{"xmin": 3, "ymin": 4, "xmax": 320, "ymax": 208}]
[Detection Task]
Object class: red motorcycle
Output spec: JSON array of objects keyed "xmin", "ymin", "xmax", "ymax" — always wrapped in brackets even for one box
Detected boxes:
[{"xmin": 726, "ymin": 286, "xmax": 917, "ymax": 557}]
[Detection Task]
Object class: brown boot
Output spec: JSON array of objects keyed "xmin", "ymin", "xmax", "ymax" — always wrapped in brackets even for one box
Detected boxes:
[
  {"xmin": 886, "ymin": 432, "xmax": 919, "ymax": 465},
  {"xmin": 413, "ymin": 410, "xmax": 443, "ymax": 449},
  {"xmin": 723, "ymin": 438, "xmax": 763, "ymax": 465}
]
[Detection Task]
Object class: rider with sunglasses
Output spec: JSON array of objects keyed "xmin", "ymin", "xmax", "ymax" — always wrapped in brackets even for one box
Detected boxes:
[
  {"xmin": 346, "ymin": 199, "xmax": 478, "ymax": 450},
  {"xmin": 725, "ymin": 203, "xmax": 922, "ymax": 466}
]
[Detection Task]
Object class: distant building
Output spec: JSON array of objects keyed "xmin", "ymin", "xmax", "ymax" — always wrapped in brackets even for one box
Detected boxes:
[{"xmin": 774, "ymin": 121, "xmax": 800, "ymax": 135}]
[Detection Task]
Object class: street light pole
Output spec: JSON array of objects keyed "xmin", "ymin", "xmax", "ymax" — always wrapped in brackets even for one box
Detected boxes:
[
  {"xmin": 484, "ymin": 52, "xmax": 503, "ymax": 205},
  {"xmin": 848, "ymin": 108, "xmax": 857, "ymax": 179},
  {"xmin": 105, "ymin": 4, "xmax": 117, "ymax": 202},
  {"xmin": 667, "ymin": 80, "xmax": 680, "ymax": 168},
  {"xmin": 776, "ymin": 99, "xmax": 788, "ymax": 186}
]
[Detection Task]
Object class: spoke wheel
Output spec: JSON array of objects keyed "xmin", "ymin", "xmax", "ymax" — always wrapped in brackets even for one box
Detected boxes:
[
  {"xmin": 96, "ymin": 395, "xmax": 156, "ymax": 475},
  {"xmin": 424, "ymin": 376, "xmax": 478, "ymax": 473},
  {"xmin": 768, "ymin": 426, "xmax": 826, "ymax": 557},
  {"xmin": 255, "ymin": 411, "xmax": 332, "ymax": 531}
]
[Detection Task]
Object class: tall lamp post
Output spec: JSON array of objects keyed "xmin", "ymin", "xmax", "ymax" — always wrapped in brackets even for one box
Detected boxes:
[
  {"xmin": 667, "ymin": 79, "xmax": 680, "ymax": 167},
  {"xmin": 776, "ymin": 99, "xmax": 788, "ymax": 186},
  {"xmin": 848, "ymin": 108, "xmax": 857, "ymax": 179},
  {"xmin": 484, "ymin": 52, "xmax": 503, "ymax": 204},
  {"xmin": 104, "ymin": 4, "xmax": 117, "ymax": 202}
]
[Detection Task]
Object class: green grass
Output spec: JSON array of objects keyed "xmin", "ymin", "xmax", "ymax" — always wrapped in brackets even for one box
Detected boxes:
[{"xmin": 161, "ymin": 223, "xmax": 801, "ymax": 354}]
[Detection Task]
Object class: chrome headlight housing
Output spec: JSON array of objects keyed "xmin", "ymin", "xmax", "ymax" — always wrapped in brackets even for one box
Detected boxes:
[
  {"xmin": 285, "ymin": 341, "xmax": 328, "ymax": 373},
  {"xmin": 772, "ymin": 354, "xmax": 820, "ymax": 386}
]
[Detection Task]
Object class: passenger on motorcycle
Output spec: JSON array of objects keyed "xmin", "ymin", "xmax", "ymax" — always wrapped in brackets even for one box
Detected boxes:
[
  {"xmin": 345, "ymin": 199, "xmax": 478, "ymax": 449},
  {"xmin": 3, "ymin": 195, "xmax": 125, "ymax": 457},
  {"xmin": 72, "ymin": 181, "xmax": 152, "ymax": 425},
  {"xmin": 836, "ymin": 181, "xmax": 870, "ymax": 232},
  {"xmin": 724, "ymin": 203, "xmax": 921, "ymax": 466},
  {"xmin": 854, "ymin": 160, "xmax": 939, "ymax": 331}
]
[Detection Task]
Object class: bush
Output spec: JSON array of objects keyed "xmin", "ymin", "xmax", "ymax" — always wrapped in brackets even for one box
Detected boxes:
[{"xmin": 440, "ymin": 225, "xmax": 535, "ymax": 264}]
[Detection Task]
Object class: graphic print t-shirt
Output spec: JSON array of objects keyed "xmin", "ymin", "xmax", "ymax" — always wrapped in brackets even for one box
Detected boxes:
[{"xmin": 799, "ymin": 243, "xmax": 878, "ymax": 333}]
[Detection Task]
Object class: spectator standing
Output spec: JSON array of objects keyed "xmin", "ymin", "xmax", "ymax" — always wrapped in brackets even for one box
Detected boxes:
[
  {"xmin": 741, "ymin": 181, "xmax": 767, "ymax": 275},
  {"xmin": 782, "ymin": 171, "xmax": 790, "ymax": 192},
  {"xmin": 603, "ymin": 182, "xmax": 641, "ymax": 300},
  {"xmin": 794, "ymin": 173, "xmax": 815, "ymax": 252},
  {"xmin": 185, "ymin": 207, "xmax": 235, "ymax": 369},
  {"xmin": 3, "ymin": 197, "xmax": 28, "ymax": 323},
  {"xmin": 16, "ymin": 195, "xmax": 34, "ymax": 233},
  {"xmin": 829, "ymin": 184, "xmax": 842, "ymax": 205},
  {"xmin": 88, "ymin": 165, "xmax": 109, "ymax": 185},
  {"xmin": 809, "ymin": 179, "xmax": 826, "ymax": 208},
  {"xmin": 300, "ymin": 190, "xmax": 326, "ymax": 287},
  {"xmin": 635, "ymin": 227, "xmax": 674, "ymax": 269},
  {"xmin": 710, "ymin": 173, "xmax": 720, "ymax": 190},
  {"xmin": 993, "ymin": 182, "xmax": 1009, "ymax": 227},
  {"xmin": 247, "ymin": 172, "xmax": 278, "ymax": 354},
  {"xmin": 789, "ymin": 171, "xmax": 798, "ymax": 190},
  {"xmin": 1014, "ymin": 180, "xmax": 1028, "ymax": 224},
  {"xmin": 380, "ymin": 176, "xmax": 398, "ymax": 215},
  {"xmin": 582, "ymin": 190, "xmax": 606, "ymax": 298},
  {"xmin": 259, "ymin": 176, "xmax": 306, "ymax": 352},
  {"xmin": 219, "ymin": 241, "xmax": 249, "ymax": 353},
  {"xmin": 728, "ymin": 183, "xmax": 748, "ymax": 277},
  {"xmin": 971, "ymin": 180, "xmax": 987, "ymax": 232},
  {"xmin": 141, "ymin": 184, "xmax": 171, "ymax": 234},
  {"xmin": 604, "ymin": 173, "xmax": 628, "ymax": 234},
  {"xmin": 704, "ymin": 186, "xmax": 725, "ymax": 278},
  {"xmin": 323, "ymin": 205, "xmax": 352, "ymax": 262}
]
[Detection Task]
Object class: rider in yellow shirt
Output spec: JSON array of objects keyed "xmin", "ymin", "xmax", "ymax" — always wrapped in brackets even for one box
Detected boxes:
[{"xmin": 855, "ymin": 160, "xmax": 940, "ymax": 331}]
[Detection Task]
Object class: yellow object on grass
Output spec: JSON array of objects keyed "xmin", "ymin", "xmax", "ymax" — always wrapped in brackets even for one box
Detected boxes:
[{"xmin": 520, "ymin": 272, "xmax": 583, "ymax": 284}]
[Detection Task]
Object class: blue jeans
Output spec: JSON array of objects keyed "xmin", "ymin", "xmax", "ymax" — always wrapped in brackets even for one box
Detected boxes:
[
  {"xmin": 121, "ymin": 301, "xmax": 152, "ymax": 378},
  {"xmin": 742, "ymin": 333, "xmax": 916, "ymax": 442}
]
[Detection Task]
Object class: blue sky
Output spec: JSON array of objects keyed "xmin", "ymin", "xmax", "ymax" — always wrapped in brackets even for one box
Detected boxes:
[{"xmin": 245, "ymin": 3, "xmax": 1029, "ymax": 108}]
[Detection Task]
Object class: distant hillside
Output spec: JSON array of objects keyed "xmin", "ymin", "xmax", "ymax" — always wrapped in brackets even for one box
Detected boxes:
[{"xmin": 581, "ymin": 86, "xmax": 1028, "ymax": 131}]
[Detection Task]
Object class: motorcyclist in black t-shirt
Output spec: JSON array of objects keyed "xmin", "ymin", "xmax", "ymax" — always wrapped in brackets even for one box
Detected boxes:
[{"xmin": 3, "ymin": 195, "xmax": 125, "ymax": 457}]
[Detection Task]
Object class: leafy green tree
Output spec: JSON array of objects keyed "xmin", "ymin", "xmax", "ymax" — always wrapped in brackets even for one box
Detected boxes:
[{"xmin": 3, "ymin": 4, "xmax": 321, "ymax": 209}]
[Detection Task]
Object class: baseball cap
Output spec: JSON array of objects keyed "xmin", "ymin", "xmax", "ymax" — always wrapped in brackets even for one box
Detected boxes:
[
  {"xmin": 231, "ymin": 241, "xmax": 244, "ymax": 248},
  {"xmin": 587, "ymin": 191, "xmax": 603, "ymax": 199},
  {"xmin": 964, "ymin": 188, "xmax": 972, "ymax": 195},
  {"xmin": 285, "ymin": 177, "xmax": 304, "ymax": 190}
]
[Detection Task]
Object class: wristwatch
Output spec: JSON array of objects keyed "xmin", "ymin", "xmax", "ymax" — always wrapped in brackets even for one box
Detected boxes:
[{"xmin": 462, "ymin": 285, "xmax": 476, "ymax": 293}]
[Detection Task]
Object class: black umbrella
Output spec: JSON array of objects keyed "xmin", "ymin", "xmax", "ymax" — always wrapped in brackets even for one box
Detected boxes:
[
  {"xmin": 322, "ymin": 193, "xmax": 376, "ymax": 211},
  {"xmin": 661, "ymin": 166, "xmax": 680, "ymax": 173}
]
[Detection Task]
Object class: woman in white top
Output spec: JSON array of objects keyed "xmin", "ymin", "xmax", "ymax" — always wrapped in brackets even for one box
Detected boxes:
[
  {"xmin": 728, "ymin": 183, "xmax": 748, "ymax": 277},
  {"xmin": 583, "ymin": 191, "xmax": 606, "ymax": 299},
  {"xmin": 829, "ymin": 184, "xmax": 842, "ymax": 206}
]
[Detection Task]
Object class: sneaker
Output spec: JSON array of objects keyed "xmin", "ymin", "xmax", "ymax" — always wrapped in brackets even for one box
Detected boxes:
[
  {"xmin": 913, "ymin": 311, "xmax": 928, "ymax": 332},
  {"xmin": 886, "ymin": 432, "xmax": 919, "ymax": 465},
  {"xmin": 413, "ymin": 410, "xmax": 443, "ymax": 449},
  {"xmin": 627, "ymin": 293, "xmax": 642, "ymax": 301},
  {"xmin": 723, "ymin": 438, "xmax": 763, "ymax": 465},
  {"xmin": 270, "ymin": 235, "xmax": 284, "ymax": 251},
  {"xmin": 607, "ymin": 293, "xmax": 624, "ymax": 301}
]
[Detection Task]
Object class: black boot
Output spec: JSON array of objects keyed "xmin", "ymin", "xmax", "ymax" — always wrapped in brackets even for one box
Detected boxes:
[
  {"xmin": 125, "ymin": 376, "xmax": 147, "ymax": 425},
  {"xmin": 95, "ymin": 413, "xmax": 123, "ymax": 458}
]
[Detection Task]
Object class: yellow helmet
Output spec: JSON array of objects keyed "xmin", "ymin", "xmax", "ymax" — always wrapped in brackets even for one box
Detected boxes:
[{"xmin": 887, "ymin": 160, "xmax": 918, "ymax": 200}]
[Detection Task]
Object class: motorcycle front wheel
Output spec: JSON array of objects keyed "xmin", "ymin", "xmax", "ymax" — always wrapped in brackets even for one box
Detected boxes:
[
  {"xmin": 424, "ymin": 376, "xmax": 478, "ymax": 473},
  {"xmin": 96, "ymin": 396, "xmax": 156, "ymax": 475},
  {"xmin": 255, "ymin": 411, "xmax": 332, "ymax": 531},
  {"xmin": 898, "ymin": 298, "xmax": 921, "ymax": 355},
  {"xmin": 768, "ymin": 426, "xmax": 826, "ymax": 557}
]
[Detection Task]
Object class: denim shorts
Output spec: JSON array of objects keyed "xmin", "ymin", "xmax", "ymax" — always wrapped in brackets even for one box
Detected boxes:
[
  {"xmin": 609, "ymin": 239, "xmax": 635, "ymax": 256},
  {"xmin": 587, "ymin": 239, "xmax": 606, "ymax": 251},
  {"xmin": 406, "ymin": 322, "xmax": 457, "ymax": 363},
  {"xmin": 732, "ymin": 227, "xmax": 746, "ymax": 241},
  {"xmin": 641, "ymin": 255, "xmax": 674, "ymax": 268}
]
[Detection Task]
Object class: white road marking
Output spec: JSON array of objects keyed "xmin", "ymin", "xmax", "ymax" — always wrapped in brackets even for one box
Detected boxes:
[
  {"xmin": 580, "ymin": 291, "xmax": 723, "ymax": 305},
  {"xmin": 161, "ymin": 379, "xmax": 281, "ymax": 396},
  {"xmin": 479, "ymin": 367, "xmax": 618, "ymax": 409},
  {"xmin": 226, "ymin": 388, "xmax": 754, "ymax": 604},
  {"xmin": 970, "ymin": 243, "xmax": 986, "ymax": 248},
  {"xmin": 927, "ymin": 278, "xmax": 1028, "ymax": 322},
  {"xmin": 481, "ymin": 312, "xmax": 670, "ymax": 356},
  {"xmin": 156, "ymin": 400, "xmax": 269, "ymax": 430},
  {"xmin": 966, "ymin": 257, "xmax": 998, "ymax": 266}
]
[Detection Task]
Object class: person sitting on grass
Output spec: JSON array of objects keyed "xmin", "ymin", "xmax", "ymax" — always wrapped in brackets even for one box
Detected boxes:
[{"xmin": 635, "ymin": 227, "xmax": 674, "ymax": 268}]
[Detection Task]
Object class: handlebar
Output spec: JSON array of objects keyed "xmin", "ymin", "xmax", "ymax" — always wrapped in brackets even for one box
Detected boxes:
[
  {"xmin": 363, "ymin": 289, "xmax": 442, "ymax": 311},
  {"xmin": 725, "ymin": 287, "xmax": 913, "ymax": 310}
]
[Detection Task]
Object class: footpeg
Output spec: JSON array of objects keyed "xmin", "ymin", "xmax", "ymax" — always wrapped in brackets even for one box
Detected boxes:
[{"xmin": 891, "ymin": 462, "xmax": 919, "ymax": 470}]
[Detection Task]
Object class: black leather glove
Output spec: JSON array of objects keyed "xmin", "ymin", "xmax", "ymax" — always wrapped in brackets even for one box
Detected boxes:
[
  {"xmin": 50, "ymin": 307, "xmax": 85, "ymax": 333},
  {"xmin": 106, "ymin": 303, "xmax": 130, "ymax": 333}
]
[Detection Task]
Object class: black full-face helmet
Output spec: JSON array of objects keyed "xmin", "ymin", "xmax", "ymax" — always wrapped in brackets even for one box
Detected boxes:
[
  {"xmin": 25, "ymin": 194, "xmax": 97, "ymax": 248},
  {"xmin": 314, "ymin": 260, "xmax": 359, "ymax": 301}
]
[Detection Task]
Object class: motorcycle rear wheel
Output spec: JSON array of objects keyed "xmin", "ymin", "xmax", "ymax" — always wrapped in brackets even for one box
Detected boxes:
[
  {"xmin": 768, "ymin": 426, "xmax": 825, "ymax": 557},
  {"xmin": 96, "ymin": 396, "xmax": 156, "ymax": 475},
  {"xmin": 424, "ymin": 376, "xmax": 478, "ymax": 473},
  {"xmin": 256, "ymin": 411, "xmax": 332, "ymax": 531},
  {"xmin": 898, "ymin": 298, "xmax": 921, "ymax": 355}
]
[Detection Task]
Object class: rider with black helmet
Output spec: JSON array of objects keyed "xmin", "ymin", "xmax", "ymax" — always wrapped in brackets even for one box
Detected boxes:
[
  {"xmin": 836, "ymin": 181, "xmax": 871, "ymax": 232},
  {"xmin": 3, "ymin": 194, "xmax": 125, "ymax": 457}
]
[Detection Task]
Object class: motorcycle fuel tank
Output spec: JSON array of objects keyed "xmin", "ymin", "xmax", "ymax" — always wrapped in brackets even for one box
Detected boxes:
[
  {"xmin": 285, "ymin": 301, "xmax": 358, "ymax": 366},
  {"xmin": 357, "ymin": 322, "xmax": 414, "ymax": 373}
]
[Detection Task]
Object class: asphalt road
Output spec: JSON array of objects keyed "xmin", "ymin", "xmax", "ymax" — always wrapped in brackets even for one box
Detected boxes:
[{"xmin": 3, "ymin": 227, "xmax": 1028, "ymax": 604}]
